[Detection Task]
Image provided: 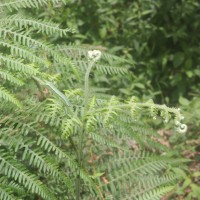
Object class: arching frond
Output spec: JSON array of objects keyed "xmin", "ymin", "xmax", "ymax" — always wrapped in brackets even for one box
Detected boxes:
[
  {"xmin": 0, "ymin": 54, "xmax": 38, "ymax": 75},
  {"xmin": 134, "ymin": 186, "xmax": 174, "ymax": 200},
  {"xmin": 0, "ymin": 86, "xmax": 21, "ymax": 107},
  {"xmin": 0, "ymin": 187, "xmax": 16, "ymax": 200},
  {"xmin": 74, "ymin": 60, "xmax": 128, "ymax": 75},
  {"xmin": 0, "ymin": 27, "xmax": 53, "ymax": 52},
  {"xmin": 0, "ymin": 0, "xmax": 67, "ymax": 11},
  {"xmin": 0, "ymin": 177, "xmax": 26, "ymax": 199},
  {"xmin": 0, "ymin": 14, "xmax": 74, "ymax": 36},
  {"xmin": 0, "ymin": 40, "xmax": 49, "ymax": 68},
  {"xmin": 0, "ymin": 151, "xmax": 57, "ymax": 200},
  {"xmin": 0, "ymin": 70, "xmax": 24, "ymax": 86},
  {"xmin": 57, "ymin": 44, "xmax": 131, "ymax": 64}
]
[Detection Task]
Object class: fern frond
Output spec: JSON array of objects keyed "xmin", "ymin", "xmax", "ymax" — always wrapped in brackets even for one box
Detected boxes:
[
  {"xmin": 46, "ymin": 98, "xmax": 64, "ymax": 116},
  {"xmin": 0, "ymin": 70, "xmax": 24, "ymax": 86},
  {"xmin": 36, "ymin": 134, "xmax": 74, "ymax": 160},
  {"xmin": 74, "ymin": 60, "xmax": 128, "ymax": 75},
  {"xmin": 36, "ymin": 132, "xmax": 98, "ymax": 192},
  {"xmin": 0, "ymin": 187, "xmax": 16, "ymax": 200},
  {"xmin": 86, "ymin": 116, "xmax": 97, "ymax": 132},
  {"xmin": 1, "ymin": 127, "xmax": 75, "ymax": 197},
  {"xmin": 102, "ymin": 96, "xmax": 120, "ymax": 125},
  {"xmin": 57, "ymin": 44, "xmax": 131, "ymax": 64},
  {"xmin": 0, "ymin": 27, "xmax": 52, "ymax": 51},
  {"xmin": 0, "ymin": 40, "xmax": 49, "ymax": 68},
  {"xmin": 64, "ymin": 88, "xmax": 83, "ymax": 98},
  {"xmin": 113, "ymin": 118, "xmax": 169, "ymax": 151},
  {"xmin": 0, "ymin": 115, "xmax": 75, "ymax": 169},
  {"xmin": 91, "ymin": 97, "xmax": 183, "ymax": 125},
  {"xmin": 134, "ymin": 186, "xmax": 174, "ymax": 200},
  {"xmin": 0, "ymin": 86, "xmax": 21, "ymax": 107},
  {"xmin": 35, "ymin": 112, "xmax": 62, "ymax": 127},
  {"xmin": 97, "ymin": 149, "xmax": 187, "ymax": 182},
  {"xmin": 0, "ymin": 27, "xmax": 78, "ymax": 75},
  {"xmin": 95, "ymin": 64, "xmax": 128, "ymax": 75},
  {"xmin": 61, "ymin": 117, "xmax": 82, "ymax": 139},
  {"xmin": 0, "ymin": 0, "xmax": 67, "ymax": 11},
  {"xmin": 0, "ymin": 54, "xmax": 38, "ymax": 75},
  {"xmin": 85, "ymin": 97, "xmax": 98, "ymax": 131},
  {"xmin": 95, "ymin": 149, "xmax": 186, "ymax": 199},
  {"xmin": 1, "ymin": 119, "xmax": 100, "ymax": 199},
  {"xmin": 0, "ymin": 177, "xmax": 25, "ymax": 199},
  {"xmin": 0, "ymin": 110, "xmax": 98, "ymax": 193},
  {"xmin": 0, "ymin": 151, "xmax": 57, "ymax": 200},
  {"xmin": 0, "ymin": 14, "xmax": 74, "ymax": 36},
  {"xmin": 127, "ymin": 174, "xmax": 177, "ymax": 199},
  {"xmin": 88, "ymin": 131, "xmax": 127, "ymax": 151},
  {"xmin": 21, "ymin": 145, "xmax": 74, "ymax": 194}
]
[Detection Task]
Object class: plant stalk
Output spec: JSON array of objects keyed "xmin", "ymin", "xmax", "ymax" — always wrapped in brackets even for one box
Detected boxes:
[{"xmin": 76, "ymin": 60, "xmax": 95, "ymax": 200}]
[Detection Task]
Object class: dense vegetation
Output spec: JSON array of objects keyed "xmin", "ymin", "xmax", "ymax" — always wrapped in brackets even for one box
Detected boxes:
[
  {"xmin": 44, "ymin": 0, "xmax": 200, "ymax": 104},
  {"xmin": 0, "ymin": 0, "xmax": 199, "ymax": 200}
]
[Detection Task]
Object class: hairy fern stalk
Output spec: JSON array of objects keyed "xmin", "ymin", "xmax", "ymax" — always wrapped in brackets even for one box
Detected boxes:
[{"xmin": 0, "ymin": 1, "xmax": 188, "ymax": 200}]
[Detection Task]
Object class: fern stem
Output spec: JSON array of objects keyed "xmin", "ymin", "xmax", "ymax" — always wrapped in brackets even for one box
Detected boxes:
[
  {"xmin": 76, "ymin": 60, "xmax": 95, "ymax": 200},
  {"xmin": 84, "ymin": 60, "xmax": 95, "ymax": 105}
]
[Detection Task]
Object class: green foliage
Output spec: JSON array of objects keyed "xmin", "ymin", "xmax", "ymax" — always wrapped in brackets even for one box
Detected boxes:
[
  {"xmin": 0, "ymin": 1, "xmax": 190, "ymax": 200},
  {"xmin": 0, "ymin": 0, "xmax": 74, "ymax": 106},
  {"xmin": 45, "ymin": 0, "xmax": 200, "ymax": 103},
  {"xmin": 166, "ymin": 97, "xmax": 200, "ymax": 199}
]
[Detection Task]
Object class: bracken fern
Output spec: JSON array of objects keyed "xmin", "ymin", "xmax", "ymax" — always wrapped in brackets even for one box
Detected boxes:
[{"xmin": 0, "ymin": 1, "xmax": 188, "ymax": 200}]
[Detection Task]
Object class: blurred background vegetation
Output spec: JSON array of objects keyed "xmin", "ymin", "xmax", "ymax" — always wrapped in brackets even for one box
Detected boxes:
[{"xmin": 39, "ymin": 0, "xmax": 199, "ymax": 199}]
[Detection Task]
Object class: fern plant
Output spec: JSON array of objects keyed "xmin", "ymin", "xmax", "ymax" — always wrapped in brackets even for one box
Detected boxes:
[
  {"xmin": 0, "ymin": 1, "xmax": 188, "ymax": 200},
  {"xmin": 0, "ymin": 0, "xmax": 76, "ymax": 107}
]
